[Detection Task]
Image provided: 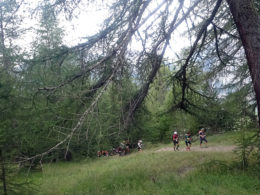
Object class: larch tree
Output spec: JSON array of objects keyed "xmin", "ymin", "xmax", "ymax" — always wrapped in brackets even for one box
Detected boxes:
[{"xmin": 0, "ymin": 0, "xmax": 26, "ymax": 194}]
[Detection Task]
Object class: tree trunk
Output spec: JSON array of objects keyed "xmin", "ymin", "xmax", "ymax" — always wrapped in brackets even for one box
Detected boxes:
[
  {"xmin": 226, "ymin": 0, "xmax": 260, "ymax": 130},
  {"xmin": 0, "ymin": 150, "xmax": 7, "ymax": 195}
]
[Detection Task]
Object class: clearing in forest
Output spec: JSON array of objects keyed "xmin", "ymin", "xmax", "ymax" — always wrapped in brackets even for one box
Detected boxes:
[{"xmin": 23, "ymin": 132, "xmax": 260, "ymax": 195}]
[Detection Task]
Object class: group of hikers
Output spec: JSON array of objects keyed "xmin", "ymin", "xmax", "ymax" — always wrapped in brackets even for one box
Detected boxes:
[
  {"xmin": 172, "ymin": 128, "xmax": 208, "ymax": 151},
  {"xmin": 97, "ymin": 128, "xmax": 207, "ymax": 157},
  {"xmin": 97, "ymin": 139, "xmax": 143, "ymax": 157}
]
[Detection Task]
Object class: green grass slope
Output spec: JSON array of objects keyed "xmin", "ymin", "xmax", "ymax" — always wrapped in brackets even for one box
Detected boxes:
[{"xmin": 23, "ymin": 132, "xmax": 260, "ymax": 195}]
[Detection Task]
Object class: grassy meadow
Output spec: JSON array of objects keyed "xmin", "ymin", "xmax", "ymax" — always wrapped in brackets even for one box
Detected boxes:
[{"xmin": 21, "ymin": 132, "xmax": 260, "ymax": 195}]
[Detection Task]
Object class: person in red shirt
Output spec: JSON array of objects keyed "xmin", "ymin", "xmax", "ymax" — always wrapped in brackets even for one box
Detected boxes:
[{"xmin": 172, "ymin": 131, "xmax": 179, "ymax": 151}]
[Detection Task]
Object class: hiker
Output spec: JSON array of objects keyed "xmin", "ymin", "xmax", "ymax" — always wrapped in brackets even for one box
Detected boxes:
[
  {"xmin": 119, "ymin": 141, "xmax": 126, "ymax": 156},
  {"xmin": 199, "ymin": 128, "xmax": 208, "ymax": 147},
  {"xmin": 102, "ymin": 150, "xmax": 109, "ymax": 157},
  {"xmin": 172, "ymin": 131, "xmax": 179, "ymax": 151},
  {"xmin": 125, "ymin": 140, "xmax": 131, "ymax": 154},
  {"xmin": 137, "ymin": 140, "xmax": 142, "ymax": 151},
  {"xmin": 97, "ymin": 151, "xmax": 102, "ymax": 157},
  {"xmin": 110, "ymin": 147, "xmax": 117, "ymax": 156},
  {"xmin": 184, "ymin": 131, "xmax": 192, "ymax": 151}
]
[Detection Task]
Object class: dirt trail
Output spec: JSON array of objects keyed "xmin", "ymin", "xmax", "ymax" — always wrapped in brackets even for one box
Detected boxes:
[{"xmin": 156, "ymin": 145, "xmax": 236, "ymax": 152}]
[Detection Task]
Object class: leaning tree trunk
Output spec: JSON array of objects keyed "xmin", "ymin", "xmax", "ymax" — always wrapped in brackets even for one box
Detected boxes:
[{"xmin": 226, "ymin": 0, "xmax": 260, "ymax": 130}]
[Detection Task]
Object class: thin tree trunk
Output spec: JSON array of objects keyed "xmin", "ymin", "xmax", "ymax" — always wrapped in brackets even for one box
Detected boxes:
[
  {"xmin": 0, "ymin": 149, "xmax": 7, "ymax": 195},
  {"xmin": 226, "ymin": 0, "xmax": 260, "ymax": 130}
]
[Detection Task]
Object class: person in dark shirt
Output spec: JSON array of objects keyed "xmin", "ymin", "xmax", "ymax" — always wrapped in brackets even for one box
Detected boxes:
[
  {"xmin": 185, "ymin": 131, "xmax": 192, "ymax": 151},
  {"xmin": 199, "ymin": 128, "xmax": 208, "ymax": 148}
]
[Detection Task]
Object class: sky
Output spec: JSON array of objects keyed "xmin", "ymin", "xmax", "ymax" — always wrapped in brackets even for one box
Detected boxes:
[
  {"xmin": 19, "ymin": 0, "xmax": 111, "ymax": 49},
  {"xmin": 59, "ymin": 2, "xmax": 111, "ymax": 46},
  {"xmin": 58, "ymin": 0, "xmax": 190, "ymax": 57},
  {"xmin": 18, "ymin": 0, "xmax": 190, "ymax": 59}
]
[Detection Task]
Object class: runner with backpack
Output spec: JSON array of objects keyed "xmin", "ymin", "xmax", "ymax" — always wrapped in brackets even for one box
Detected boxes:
[
  {"xmin": 172, "ymin": 131, "xmax": 179, "ymax": 151},
  {"xmin": 184, "ymin": 131, "xmax": 192, "ymax": 151}
]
